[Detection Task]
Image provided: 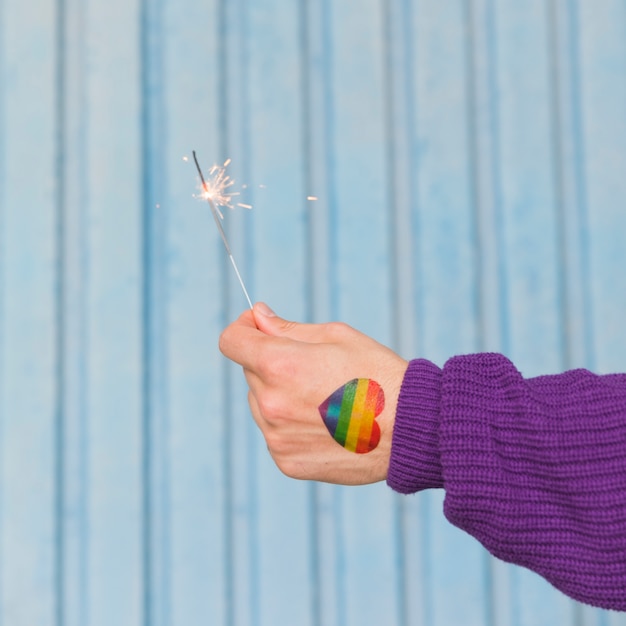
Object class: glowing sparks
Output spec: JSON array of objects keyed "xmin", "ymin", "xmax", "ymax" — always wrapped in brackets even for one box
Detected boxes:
[
  {"xmin": 194, "ymin": 158, "xmax": 254, "ymax": 220},
  {"xmin": 192, "ymin": 151, "xmax": 254, "ymax": 309},
  {"xmin": 307, "ymin": 196, "xmax": 318, "ymax": 201}
]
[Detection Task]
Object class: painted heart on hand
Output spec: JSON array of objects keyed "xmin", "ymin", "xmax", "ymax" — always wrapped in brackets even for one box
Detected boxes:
[{"xmin": 318, "ymin": 378, "xmax": 384, "ymax": 454}]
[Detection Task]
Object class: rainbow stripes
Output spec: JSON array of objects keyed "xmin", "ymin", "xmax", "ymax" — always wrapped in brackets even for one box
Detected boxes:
[{"xmin": 318, "ymin": 379, "xmax": 384, "ymax": 454}]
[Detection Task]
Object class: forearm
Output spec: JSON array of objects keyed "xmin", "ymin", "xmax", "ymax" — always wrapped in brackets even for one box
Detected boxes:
[{"xmin": 388, "ymin": 354, "xmax": 626, "ymax": 611}]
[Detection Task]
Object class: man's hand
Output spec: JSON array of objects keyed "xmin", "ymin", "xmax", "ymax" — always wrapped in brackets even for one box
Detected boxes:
[{"xmin": 219, "ymin": 302, "xmax": 408, "ymax": 485}]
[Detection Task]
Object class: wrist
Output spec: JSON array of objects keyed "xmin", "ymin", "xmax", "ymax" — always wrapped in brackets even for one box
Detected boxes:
[{"xmin": 387, "ymin": 359, "xmax": 444, "ymax": 493}]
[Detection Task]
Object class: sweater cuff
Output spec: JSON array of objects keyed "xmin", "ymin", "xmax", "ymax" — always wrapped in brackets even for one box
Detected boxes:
[{"xmin": 387, "ymin": 359, "xmax": 444, "ymax": 494}]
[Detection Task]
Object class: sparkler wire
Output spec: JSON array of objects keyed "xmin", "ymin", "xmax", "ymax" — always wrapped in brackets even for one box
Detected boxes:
[{"xmin": 193, "ymin": 151, "xmax": 253, "ymax": 310}]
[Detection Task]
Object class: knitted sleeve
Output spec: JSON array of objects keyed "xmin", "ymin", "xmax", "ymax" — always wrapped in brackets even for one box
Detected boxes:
[{"xmin": 387, "ymin": 354, "xmax": 626, "ymax": 611}]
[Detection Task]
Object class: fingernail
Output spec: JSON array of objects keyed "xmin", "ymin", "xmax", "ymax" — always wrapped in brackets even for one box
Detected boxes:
[{"xmin": 254, "ymin": 302, "xmax": 276, "ymax": 317}]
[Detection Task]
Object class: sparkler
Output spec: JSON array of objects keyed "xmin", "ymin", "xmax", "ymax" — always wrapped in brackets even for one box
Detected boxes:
[{"xmin": 192, "ymin": 150, "xmax": 253, "ymax": 309}]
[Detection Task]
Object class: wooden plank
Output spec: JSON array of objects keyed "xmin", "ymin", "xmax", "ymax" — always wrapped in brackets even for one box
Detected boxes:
[
  {"xmin": 572, "ymin": 7, "xmax": 626, "ymax": 622},
  {"xmin": 0, "ymin": 0, "xmax": 59, "ymax": 623},
  {"xmin": 470, "ymin": 0, "xmax": 508, "ymax": 359},
  {"xmin": 79, "ymin": 0, "xmax": 144, "ymax": 623},
  {"xmin": 247, "ymin": 0, "xmax": 307, "ymax": 318},
  {"xmin": 579, "ymin": 606, "xmax": 626, "ymax": 626},
  {"xmin": 245, "ymin": 2, "xmax": 315, "ymax": 625},
  {"xmin": 155, "ymin": 0, "xmax": 231, "ymax": 623},
  {"xmin": 303, "ymin": 3, "xmax": 343, "ymax": 623},
  {"xmin": 382, "ymin": 3, "xmax": 424, "ymax": 625},
  {"xmin": 220, "ymin": 2, "xmax": 262, "ymax": 625},
  {"xmin": 492, "ymin": 0, "xmax": 564, "ymax": 378},
  {"xmin": 141, "ymin": 2, "xmax": 169, "ymax": 624},
  {"xmin": 412, "ymin": 0, "xmax": 479, "ymax": 364},
  {"xmin": 409, "ymin": 3, "xmax": 490, "ymax": 626},
  {"xmin": 483, "ymin": 0, "xmax": 577, "ymax": 623},
  {"xmin": 578, "ymin": 0, "xmax": 626, "ymax": 374},
  {"xmin": 303, "ymin": 0, "xmax": 333, "ymax": 327},
  {"xmin": 550, "ymin": 0, "xmax": 594, "ymax": 371},
  {"xmin": 385, "ymin": 0, "xmax": 419, "ymax": 360},
  {"xmin": 329, "ymin": 0, "xmax": 392, "ymax": 341},
  {"xmin": 60, "ymin": 0, "xmax": 90, "ymax": 624},
  {"xmin": 327, "ymin": 3, "xmax": 403, "ymax": 626}
]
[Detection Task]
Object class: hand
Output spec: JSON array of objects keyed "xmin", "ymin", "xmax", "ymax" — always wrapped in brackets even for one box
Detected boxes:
[{"xmin": 219, "ymin": 302, "xmax": 408, "ymax": 485}]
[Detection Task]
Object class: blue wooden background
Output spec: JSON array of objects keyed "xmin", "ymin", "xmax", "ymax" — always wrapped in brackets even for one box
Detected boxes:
[{"xmin": 1, "ymin": 1, "xmax": 625, "ymax": 625}]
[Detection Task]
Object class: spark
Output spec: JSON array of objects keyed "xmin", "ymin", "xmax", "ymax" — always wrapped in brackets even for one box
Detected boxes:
[
  {"xmin": 307, "ymin": 196, "xmax": 318, "ymax": 201},
  {"xmin": 193, "ymin": 157, "xmax": 253, "ymax": 220},
  {"xmin": 192, "ymin": 151, "xmax": 253, "ymax": 310}
]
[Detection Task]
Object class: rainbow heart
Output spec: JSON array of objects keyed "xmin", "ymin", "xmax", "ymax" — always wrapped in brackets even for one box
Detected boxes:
[{"xmin": 318, "ymin": 378, "xmax": 384, "ymax": 454}]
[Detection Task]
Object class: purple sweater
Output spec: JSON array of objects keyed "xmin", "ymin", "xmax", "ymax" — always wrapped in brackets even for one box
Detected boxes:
[{"xmin": 387, "ymin": 354, "xmax": 626, "ymax": 611}]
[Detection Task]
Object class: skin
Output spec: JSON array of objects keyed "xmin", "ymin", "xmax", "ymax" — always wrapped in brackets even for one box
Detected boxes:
[{"xmin": 219, "ymin": 302, "xmax": 409, "ymax": 485}]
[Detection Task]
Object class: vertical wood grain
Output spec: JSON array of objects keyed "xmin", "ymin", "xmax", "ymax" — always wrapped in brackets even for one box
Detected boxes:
[
  {"xmin": 303, "ymin": 3, "xmax": 341, "ymax": 624},
  {"xmin": 578, "ymin": 0, "xmax": 626, "ymax": 374},
  {"xmin": 246, "ymin": 2, "xmax": 314, "ymax": 625},
  {"xmin": 60, "ymin": 0, "xmax": 89, "ymax": 623},
  {"xmin": 81, "ymin": 0, "xmax": 144, "ymax": 623},
  {"xmin": 327, "ymin": 4, "xmax": 404, "ymax": 626},
  {"xmin": 155, "ymin": 0, "xmax": 230, "ymax": 623},
  {"xmin": 494, "ymin": 5, "xmax": 570, "ymax": 623},
  {"xmin": 410, "ymin": 3, "xmax": 490, "ymax": 626},
  {"xmin": 385, "ymin": 3, "xmax": 423, "ymax": 624},
  {"xmin": 0, "ymin": 0, "xmax": 60, "ymax": 624},
  {"xmin": 550, "ymin": 0, "xmax": 594, "ymax": 372}
]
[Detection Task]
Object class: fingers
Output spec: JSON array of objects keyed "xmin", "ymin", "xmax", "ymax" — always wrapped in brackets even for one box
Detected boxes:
[
  {"xmin": 247, "ymin": 389, "xmax": 265, "ymax": 431},
  {"xmin": 252, "ymin": 302, "xmax": 352, "ymax": 344},
  {"xmin": 221, "ymin": 302, "xmax": 349, "ymax": 369},
  {"xmin": 218, "ymin": 309, "xmax": 268, "ymax": 368}
]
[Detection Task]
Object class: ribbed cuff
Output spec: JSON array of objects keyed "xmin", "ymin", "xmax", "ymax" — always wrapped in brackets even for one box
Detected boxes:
[{"xmin": 387, "ymin": 359, "xmax": 444, "ymax": 494}]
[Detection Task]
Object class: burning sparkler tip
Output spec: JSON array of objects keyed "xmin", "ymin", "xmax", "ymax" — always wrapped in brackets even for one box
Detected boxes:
[
  {"xmin": 191, "ymin": 151, "xmax": 252, "ymax": 214},
  {"xmin": 191, "ymin": 150, "xmax": 254, "ymax": 310}
]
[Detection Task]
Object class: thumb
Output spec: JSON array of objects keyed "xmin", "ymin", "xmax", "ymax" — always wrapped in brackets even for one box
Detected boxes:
[
  {"xmin": 252, "ymin": 302, "xmax": 298, "ymax": 336},
  {"xmin": 252, "ymin": 302, "xmax": 332, "ymax": 343}
]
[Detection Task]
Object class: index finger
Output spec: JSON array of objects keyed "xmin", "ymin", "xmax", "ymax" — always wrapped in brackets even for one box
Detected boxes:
[{"xmin": 219, "ymin": 309, "xmax": 267, "ymax": 368}]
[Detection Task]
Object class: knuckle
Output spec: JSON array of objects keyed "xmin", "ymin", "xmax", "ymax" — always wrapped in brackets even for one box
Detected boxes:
[
  {"xmin": 218, "ymin": 326, "xmax": 233, "ymax": 356},
  {"xmin": 272, "ymin": 453, "xmax": 301, "ymax": 480},
  {"xmin": 276, "ymin": 458, "xmax": 298, "ymax": 479},
  {"xmin": 256, "ymin": 390, "xmax": 283, "ymax": 423},
  {"xmin": 263, "ymin": 428, "xmax": 283, "ymax": 454},
  {"xmin": 254, "ymin": 352, "xmax": 278, "ymax": 381},
  {"xmin": 279, "ymin": 319, "xmax": 299, "ymax": 334},
  {"xmin": 258, "ymin": 344, "xmax": 297, "ymax": 383},
  {"xmin": 326, "ymin": 321, "xmax": 352, "ymax": 339},
  {"xmin": 260, "ymin": 421, "xmax": 300, "ymax": 479}
]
